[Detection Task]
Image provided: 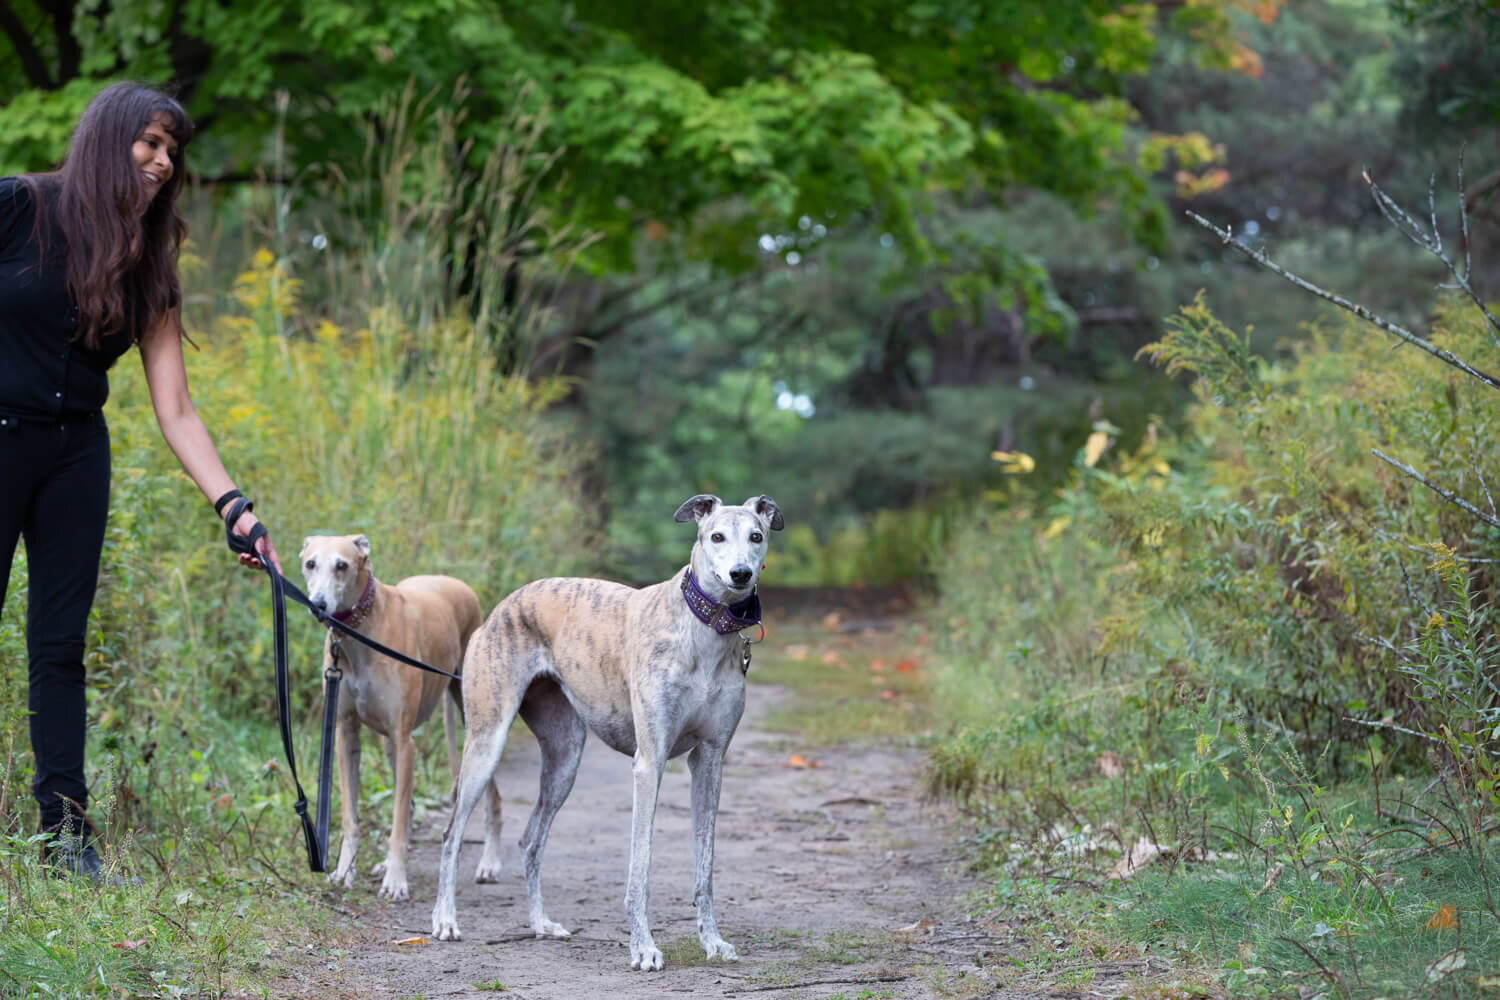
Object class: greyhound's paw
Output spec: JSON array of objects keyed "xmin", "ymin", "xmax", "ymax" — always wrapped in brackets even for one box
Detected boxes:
[
  {"xmin": 432, "ymin": 917, "xmax": 463, "ymax": 942},
  {"xmin": 328, "ymin": 866, "xmax": 355, "ymax": 890},
  {"xmin": 378, "ymin": 874, "xmax": 410, "ymax": 901},
  {"xmin": 630, "ymin": 942, "xmax": 664, "ymax": 972},
  {"xmin": 532, "ymin": 918, "xmax": 572, "ymax": 940},
  {"xmin": 473, "ymin": 859, "xmax": 502, "ymax": 884},
  {"xmin": 370, "ymin": 860, "xmax": 388, "ymax": 876},
  {"xmin": 703, "ymin": 937, "xmax": 739, "ymax": 962}
]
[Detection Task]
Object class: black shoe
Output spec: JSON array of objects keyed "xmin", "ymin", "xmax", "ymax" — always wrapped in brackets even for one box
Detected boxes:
[{"xmin": 43, "ymin": 833, "xmax": 140, "ymax": 887}]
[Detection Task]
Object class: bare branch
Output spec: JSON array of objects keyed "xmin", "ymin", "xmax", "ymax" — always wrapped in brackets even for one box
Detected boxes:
[
  {"xmin": 1186, "ymin": 211, "xmax": 1500, "ymax": 392},
  {"xmin": 1460, "ymin": 151, "xmax": 1473, "ymax": 282},
  {"xmin": 1363, "ymin": 172, "xmax": 1500, "ymax": 351},
  {"xmin": 1371, "ymin": 447, "xmax": 1500, "ymax": 531}
]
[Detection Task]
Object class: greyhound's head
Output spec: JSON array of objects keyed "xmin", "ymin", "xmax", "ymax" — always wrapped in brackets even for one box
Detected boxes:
[
  {"xmin": 675, "ymin": 494, "xmax": 784, "ymax": 601},
  {"xmin": 299, "ymin": 533, "xmax": 372, "ymax": 616}
]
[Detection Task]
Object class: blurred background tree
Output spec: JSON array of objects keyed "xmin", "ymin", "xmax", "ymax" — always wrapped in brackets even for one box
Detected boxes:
[{"xmin": 1, "ymin": 0, "xmax": 1495, "ymax": 582}]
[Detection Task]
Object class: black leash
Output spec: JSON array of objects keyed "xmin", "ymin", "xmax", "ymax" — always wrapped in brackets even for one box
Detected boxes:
[{"xmin": 218, "ymin": 491, "xmax": 460, "ymax": 872}]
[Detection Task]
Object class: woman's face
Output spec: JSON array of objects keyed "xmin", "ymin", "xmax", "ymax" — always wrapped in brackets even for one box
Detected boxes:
[{"xmin": 131, "ymin": 114, "xmax": 178, "ymax": 206}]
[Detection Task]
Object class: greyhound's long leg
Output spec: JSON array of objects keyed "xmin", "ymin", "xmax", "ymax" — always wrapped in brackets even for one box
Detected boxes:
[
  {"xmin": 474, "ymin": 764, "xmax": 505, "ymax": 883},
  {"xmin": 517, "ymin": 680, "xmax": 586, "ymax": 938},
  {"xmin": 687, "ymin": 743, "xmax": 738, "ymax": 961},
  {"xmin": 329, "ymin": 711, "xmax": 362, "ymax": 889},
  {"xmin": 625, "ymin": 736, "xmax": 668, "ymax": 971},
  {"xmin": 432, "ymin": 706, "xmax": 517, "ymax": 942},
  {"xmin": 371, "ymin": 734, "xmax": 400, "ymax": 876},
  {"xmin": 378, "ymin": 731, "xmax": 417, "ymax": 901}
]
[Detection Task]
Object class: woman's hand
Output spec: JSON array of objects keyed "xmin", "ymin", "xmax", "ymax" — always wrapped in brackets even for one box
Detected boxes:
[{"xmin": 226, "ymin": 506, "xmax": 283, "ymax": 574}]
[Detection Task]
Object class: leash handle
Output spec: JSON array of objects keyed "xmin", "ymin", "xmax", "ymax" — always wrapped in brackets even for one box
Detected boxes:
[{"xmin": 222, "ymin": 496, "xmax": 267, "ymax": 561}]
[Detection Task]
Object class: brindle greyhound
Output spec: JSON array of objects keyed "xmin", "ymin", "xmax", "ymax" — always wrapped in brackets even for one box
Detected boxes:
[
  {"xmin": 299, "ymin": 534, "xmax": 486, "ymax": 901},
  {"xmin": 430, "ymin": 494, "xmax": 783, "ymax": 971}
]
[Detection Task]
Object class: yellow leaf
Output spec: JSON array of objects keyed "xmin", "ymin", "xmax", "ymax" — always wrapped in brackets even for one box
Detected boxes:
[
  {"xmin": 1042, "ymin": 516, "xmax": 1072, "ymax": 540},
  {"xmin": 1083, "ymin": 431, "xmax": 1110, "ymax": 468},
  {"xmin": 991, "ymin": 450, "xmax": 1035, "ymax": 474}
]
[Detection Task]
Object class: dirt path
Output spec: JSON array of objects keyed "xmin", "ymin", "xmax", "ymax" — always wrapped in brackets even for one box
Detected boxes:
[{"xmin": 316, "ymin": 675, "xmax": 1016, "ymax": 1000}]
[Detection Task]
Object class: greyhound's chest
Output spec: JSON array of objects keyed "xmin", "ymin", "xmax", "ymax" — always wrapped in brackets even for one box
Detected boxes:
[
  {"xmin": 658, "ymin": 654, "xmax": 747, "ymax": 757},
  {"xmin": 335, "ymin": 646, "xmax": 419, "ymax": 734}
]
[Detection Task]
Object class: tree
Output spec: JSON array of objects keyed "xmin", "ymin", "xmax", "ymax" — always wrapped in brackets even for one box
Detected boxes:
[{"xmin": 1, "ymin": 0, "xmax": 1262, "ymax": 271}]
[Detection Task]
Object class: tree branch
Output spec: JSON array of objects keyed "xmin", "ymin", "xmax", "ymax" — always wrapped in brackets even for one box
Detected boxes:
[
  {"xmin": 40, "ymin": 0, "xmax": 79, "ymax": 83},
  {"xmin": 1363, "ymin": 167, "xmax": 1500, "ymax": 351},
  {"xmin": 1371, "ymin": 447, "xmax": 1500, "ymax": 532},
  {"xmin": 1186, "ymin": 210, "xmax": 1500, "ymax": 393},
  {"xmin": 0, "ymin": 0, "xmax": 55, "ymax": 88}
]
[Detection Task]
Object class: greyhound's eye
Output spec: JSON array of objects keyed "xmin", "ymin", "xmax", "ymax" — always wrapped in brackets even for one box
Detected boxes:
[
  {"xmin": 750, "ymin": 531, "xmax": 763, "ymax": 544},
  {"xmin": 304, "ymin": 558, "xmax": 316, "ymax": 571},
  {"xmin": 334, "ymin": 559, "xmax": 348, "ymax": 572},
  {"xmin": 710, "ymin": 532, "xmax": 725, "ymax": 543}
]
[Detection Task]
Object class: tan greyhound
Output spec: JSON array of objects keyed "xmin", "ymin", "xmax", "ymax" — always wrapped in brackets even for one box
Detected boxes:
[
  {"xmin": 299, "ymin": 534, "xmax": 486, "ymax": 901},
  {"xmin": 430, "ymin": 494, "xmax": 783, "ymax": 971}
]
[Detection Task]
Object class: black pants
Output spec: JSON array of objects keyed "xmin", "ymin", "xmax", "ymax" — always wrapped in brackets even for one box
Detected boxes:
[{"xmin": 0, "ymin": 411, "xmax": 110, "ymax": 832}]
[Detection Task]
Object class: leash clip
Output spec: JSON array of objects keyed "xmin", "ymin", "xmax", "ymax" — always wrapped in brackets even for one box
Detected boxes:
[
  {"xmin": 326, "ymin": 639, "xmax": 345, "ymax": 681},
  {"xmin": 741, "ymin": 622, "xmax": 765, "ymax": 673}
]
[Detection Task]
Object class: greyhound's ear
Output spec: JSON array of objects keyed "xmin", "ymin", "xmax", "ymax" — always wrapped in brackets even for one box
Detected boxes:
[
  {"xmin": 299, "ymin": 536, "xmax": 315, "ymax": 560},
  {"xmin": 352, "ymin": 534, "xmax": 371, "ymax": 559},
  {"xmin": 674, "ymin": 494, "xmax": 721, "ymax": 523},
  {"xmin": 745, "ymin": 494, "xmax": 785, "ymax": 531}
]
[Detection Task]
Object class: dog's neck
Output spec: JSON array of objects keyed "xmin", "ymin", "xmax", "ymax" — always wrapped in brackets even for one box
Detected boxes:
[
  {"xmin": 680, "ymin": 566, "xmax": 760, "ymax": 635},
  {"xmin": 330, "ymin": 572, "xmax": 377, "ymax": 631}
]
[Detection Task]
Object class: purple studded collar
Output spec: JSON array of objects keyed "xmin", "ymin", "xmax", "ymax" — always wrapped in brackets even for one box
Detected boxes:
[
  {"xmin": 329, "ymin": 575, "xmax": 376, "ymax": 631},
  {"xmin": 681, "ymin": 567, "xmax": 762, "ymax": 635}
]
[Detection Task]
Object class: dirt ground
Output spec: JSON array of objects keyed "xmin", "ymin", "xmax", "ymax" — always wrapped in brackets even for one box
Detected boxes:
[
  {"xmin": 308, "ymin": 683, "xmax": 1020, "ymax": 1000},
  {"xmin": 280, "ymin": 598, "xmax": 1039, "ymax": 1000}
]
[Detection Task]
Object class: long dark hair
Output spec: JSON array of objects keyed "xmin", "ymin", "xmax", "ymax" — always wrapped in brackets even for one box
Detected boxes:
[{"xmin": 26, "ymin": 83, "xmax": 193, "ymax": 349}]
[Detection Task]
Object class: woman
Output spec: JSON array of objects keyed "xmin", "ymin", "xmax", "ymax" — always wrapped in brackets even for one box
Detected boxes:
[{"xmin": 0, "ymin": 82, "xmax": 280, "ymax": 881}]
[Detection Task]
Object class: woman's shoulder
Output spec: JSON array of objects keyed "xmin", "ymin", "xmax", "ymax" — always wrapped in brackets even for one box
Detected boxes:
[{"xmin": 0, "ymin": 175, "xmax": 32, "ymax": 204}]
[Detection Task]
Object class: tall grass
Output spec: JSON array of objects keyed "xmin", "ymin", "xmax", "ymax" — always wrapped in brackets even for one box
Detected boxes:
[
  {"xmin": 0, "ymin": 86, "xmax": 596, "ymax": 998},
  {"xmin": 927, "ymin": 295, "xmax": 1500, "ymax": 996}
]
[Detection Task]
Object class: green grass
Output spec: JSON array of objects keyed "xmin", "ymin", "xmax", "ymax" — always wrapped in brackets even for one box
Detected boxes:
[
  {"xmin": 749, "ymin": 616, "xmax": 935, "ymax": 745},
  {"xmin": 1112, "ymin": 827, "xmax": 1499, "ymax": 998}
]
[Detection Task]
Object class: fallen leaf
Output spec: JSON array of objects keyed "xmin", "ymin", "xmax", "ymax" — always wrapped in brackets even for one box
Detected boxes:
[
  {"xmin": 869, "ymin": 659, "xmax": 888, "ymax": 673},
  {"xmin": 879, "ymin": 690, "xmax": 898, "ymax": 701},
  {"xmin": 392, "ymin": 936, "xmax": 428, "ymax": 946},
  {"xmin": 785, "ymin": 755, "xmax": 820, "ymax": 769},
  {"xmin": 1427, "ymin": 902, "xmax": 1457, "ymax": 930},
  {"xmin": 1105, "ymin": 837, "xmax": 1162, "ymax": 880},
  {"xmin": 820, "ymin": 650, "xmax": 847, "ymax": 669},
  {"xmin": 783, "ymin": 644, "xmax": 810, "ymax": 660},
  {"xmin": 1426, "ymin": 947, "xmax": 1467, "ymax": 983},
  {"xmin": 1096, "ymin": 752, "xmax": 1124, "ymax": 779},
  {"xmin": 893, "ymin": 916, "xmax": 936, "ymax": 936},
  {"xmin": 821, "ymin": 612, "xmax": 843, "ymax": 631},
  {"xmin": 894, "ymin": 659, "xmax": 918, "ymax": 673},
  {"xmin": 209, "ymin": 793, "xmax": 233, "ymax": 813},
  {"xmin": 111, "ymin": 940, "xmax": 146, "ymax": 951}
]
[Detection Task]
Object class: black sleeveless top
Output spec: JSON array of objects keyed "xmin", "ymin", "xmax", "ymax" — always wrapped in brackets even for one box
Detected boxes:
[{"xmin": 0, "ymin": 176, "xmax": 136, "ymax": 419}]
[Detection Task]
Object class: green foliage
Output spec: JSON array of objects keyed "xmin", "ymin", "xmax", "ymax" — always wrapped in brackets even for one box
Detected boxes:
[
  {"xmin": 0, "ymin": 0, "xmax": 1250, "ymax": 272},
  {"xmin": 927, "ymin": 289, "xmax": 1500, "ymax": 993}
]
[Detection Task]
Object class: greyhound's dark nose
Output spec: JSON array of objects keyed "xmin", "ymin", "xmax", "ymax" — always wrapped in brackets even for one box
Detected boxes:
[
  {"xmin": 729, "ymin": 566, "xmax": 753, "ymax": 588},
  {"xmin": 312, "ymin": 596, "xmax": 328, "ymax": 613}
]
